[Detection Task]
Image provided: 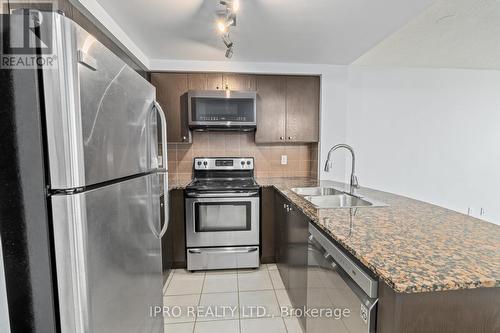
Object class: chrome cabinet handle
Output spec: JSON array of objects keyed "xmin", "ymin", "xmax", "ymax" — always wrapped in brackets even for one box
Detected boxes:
[
  {"xmin": 288, "ymin": 136, "xmax": 292, "ymax": 140},
  {"xmin": 182, "ymin": 136, "xmax": 187, "ymax": 141},
  {"xmin": 280, "ymin": 136, "xmax": 284, "ymax": 140}
]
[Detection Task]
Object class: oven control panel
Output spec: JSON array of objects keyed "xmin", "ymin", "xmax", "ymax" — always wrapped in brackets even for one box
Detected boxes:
[{"xmin": 194, "ymin": 157, "xmax": 254, "ymax": 170}]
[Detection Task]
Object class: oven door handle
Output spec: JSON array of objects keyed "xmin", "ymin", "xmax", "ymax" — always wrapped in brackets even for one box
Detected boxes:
[
  {"xmin": 188, "ymin": 247, "xmax": 259, "ymax": 254},
  {"xmin": 186, "ymin": 191, "xmax": 259, "ymax": 198}
]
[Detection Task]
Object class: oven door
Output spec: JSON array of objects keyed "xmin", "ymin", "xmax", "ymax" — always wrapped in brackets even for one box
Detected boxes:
[{"xmin": 185, "ymin": 193, "xmax": 260, "ymax": 247}]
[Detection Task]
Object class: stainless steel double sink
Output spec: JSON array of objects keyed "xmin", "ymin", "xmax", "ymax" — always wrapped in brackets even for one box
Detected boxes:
[{"xmin": 291, "ymin": 186, "xmax": 387, "ymax": 209}]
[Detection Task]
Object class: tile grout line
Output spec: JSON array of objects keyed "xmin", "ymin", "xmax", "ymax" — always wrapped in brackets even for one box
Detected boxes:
[
  {"xmin": 193, "ymin": 271, "xmax": 207, "ymax": 332},
  {"xmin": 267, "ymin": 265, "xmax": 282, "ymax": 320},
  {"xmin": 237, "ymin": 268, "xmax": 242, "ymax": 333},
  {"xmin": 268, "ymin": 264, "xmax": 291, "ymax": 333}
]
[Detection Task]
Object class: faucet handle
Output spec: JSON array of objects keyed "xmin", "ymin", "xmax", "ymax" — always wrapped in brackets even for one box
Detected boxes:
[{"xmin": 351, "ymin": 174, "xmax": 360, "ymax": 188}]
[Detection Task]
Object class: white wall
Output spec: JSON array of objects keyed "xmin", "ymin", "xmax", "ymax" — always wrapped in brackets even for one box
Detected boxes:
[
  {"xmin": 70, "ymin": 0, "xmax": 149, "ymax": 68},
  {"xmin": 344, "ymin": 65, "xmax": 500, "ymax": 225}
]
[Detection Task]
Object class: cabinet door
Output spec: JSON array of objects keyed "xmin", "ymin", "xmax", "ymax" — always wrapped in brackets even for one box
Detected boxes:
[
  {"xmin": 286, "ymin": 205, "xmax": 309, "ymax": 330},
  {"xmin": 187, "ymin": 73, "xmax": 207, "ymax": 90},
  {"xmin": 285, "ymin": 76, "xmax": 320, "ymax": 142},
  {"xmin": 188, "ymin": 73, "xmax": 223, "ymax": 90},
  {"xmin": 151, "ymin": 73, "xmax": 191, "ymax": 143},
  {"xmin": 223, "ymin": 74, "xmax": 256, "ymax": 91},
  {"xmin": 261, "ymin": 187, "xmax": 276, "ymax": 263},
  {"xmin": 207, "ymin": 73, "xmax": 224, "ymax": 90},
  {"xmin": 275, "ymin": 192, "xmax": 289, "ymax": 289},
  {"xmin": 170, "ymin": 189, "xmax": 187, "ymax": 268},
  {"xmin": 255, "ymin": 76, "xmax": 286, "ymax": 143}
]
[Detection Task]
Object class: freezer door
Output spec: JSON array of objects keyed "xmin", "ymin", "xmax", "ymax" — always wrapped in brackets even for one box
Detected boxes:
[
  {"xmin": 51, "ymin": 174, "xmax": 163, "ymax": 333},
  {"xmin": 42, "ymin": 13, "xmax": 158, "ymax": 190}
]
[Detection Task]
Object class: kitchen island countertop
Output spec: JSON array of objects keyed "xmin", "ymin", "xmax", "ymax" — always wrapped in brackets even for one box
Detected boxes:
[
  {"xmin": 257, "ymin": 177, "xmax": 500, "ymax": 293},
  {"xmin": 168, "ymin": 176, "xmax": 500, "ymax": 293}
]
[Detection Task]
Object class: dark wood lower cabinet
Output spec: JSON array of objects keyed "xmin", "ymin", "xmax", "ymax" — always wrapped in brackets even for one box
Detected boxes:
[
  {"xmin": 275, "ymin": 191, "xmax": 289, "ymax": 286},
  {"xmin": 260, "ymin": 187, "xmax": 276, "ymax": 264},
  {"xmin": 270, "ymin": 188, "xmax": 500, "ymax": 333},
  {"xmin": 168, "ymin": 189, "xmax": 187, "ymax": 268},
  {"xmin": 286, "ymin": 205, "xmax": 308, "ymax": 331},
  {"xmin": 275, "ymin": 191, "xmax": 308, "ymax": 331},
  {"xmin": 377, "ymin": 281, "xmax": 500, "ymax": 333}
]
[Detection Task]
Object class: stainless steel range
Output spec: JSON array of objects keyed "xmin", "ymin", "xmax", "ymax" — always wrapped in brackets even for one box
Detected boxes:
[{"xmin": 185, "ymin": 157, "xmax": 260, "ymax": 271}]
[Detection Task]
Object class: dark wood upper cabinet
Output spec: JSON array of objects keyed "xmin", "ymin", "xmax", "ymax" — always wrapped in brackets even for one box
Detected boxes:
[
  {"xmin": 285, "ymin": 76, "xmax": 320, "ymax": 142},
  {"xmin": 207, "ymin": 73, "xmax": 224, "ymax": 90},
  {"xmin": 187, "ymin": 73, "xmax": 207, "ymax": 90},
  {"xmin": 223, "ymin": 74, "xmax": 257, "ymax": 91},
  {"xmin": 256, "ymin": 75, "xmax": 320, "ymax": 143},
  {"xmin": 256, "ymin": 76, "xmax": 287, "ymax": 143},
  {"xmin": 188, "ymin": 73, "xmax": 223, "ymax": 90},
  {"xmin": 151, "ymin": 72, "xmax": 319, "ymax": 144},
  {"xmin": 151, "ymin": 73, "xmax": 191, "ymax": 144}
]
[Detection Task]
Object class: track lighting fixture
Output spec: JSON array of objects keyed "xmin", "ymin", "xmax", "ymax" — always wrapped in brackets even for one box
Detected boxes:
[
  {"xmin": 222, "ymin": 34, "xmax": 233, "ymax": 48},
  {"xmin": 216, "ymin": 0, "xmax": 239, "ymax": 58},
  {"xmin": 220, "ymin": 0, "xmax": 239, "ymax": 12},
  {"xmin": 225, "ymin": 46, "xmax": 234, "ymax": 59},
  {"xmin": 216, "ymin": 15, "xmax": 235, "ymax": 33}
]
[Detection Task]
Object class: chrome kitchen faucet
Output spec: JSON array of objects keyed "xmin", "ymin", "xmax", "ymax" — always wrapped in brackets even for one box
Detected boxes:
[{"xmin": 324, "ymin": 144, "xmax": 360, "ymax": 195}]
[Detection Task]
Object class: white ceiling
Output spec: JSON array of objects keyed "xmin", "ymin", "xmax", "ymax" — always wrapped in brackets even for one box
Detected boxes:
[
  {"xmin": 354, "ymin": 0, "xmax": 500, "ymax": 69},
  {"xmin": 95, "ymin": 0, "xmax": 433, "ymax": 64}
]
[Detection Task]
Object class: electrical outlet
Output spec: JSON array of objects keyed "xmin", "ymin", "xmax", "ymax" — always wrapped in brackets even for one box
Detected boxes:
[
  {"xmin": 467, "ymin": 207, "xmax": 474, "ymax": 216},
  {"xmin": 281, "ymin": 155, "xmax": 288, "ymax": 165},
  {"xmin": 480, "ymin": 208, "xmax": 486, "ymax": 216}
]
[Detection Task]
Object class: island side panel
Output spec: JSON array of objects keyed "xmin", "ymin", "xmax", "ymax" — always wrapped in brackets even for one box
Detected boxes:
[{"xmin": 377, "ymin": 282, "xmax": 500, "ymax": 333}]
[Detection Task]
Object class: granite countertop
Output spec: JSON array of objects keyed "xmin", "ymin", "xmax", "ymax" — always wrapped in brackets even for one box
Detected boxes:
[
  {"xmin": 168, "ymin": 176, "xmax": 500, "ymax": 293},
  {"xmin": 257, "ymin": 177, "xmax": 500, "ymax": 293}
]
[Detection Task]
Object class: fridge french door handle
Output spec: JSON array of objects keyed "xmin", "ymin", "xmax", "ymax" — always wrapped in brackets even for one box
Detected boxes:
[
  {"xmin": 153, "ymin": 100, "xmax": 168, "ymax": 171},
  {"xmin": 152, "ymin": 101, "xmax": 169, "ymax": 239},
  {"xmin": 157, "ymin": 172, "xmax": 169, "ymax": 239}
]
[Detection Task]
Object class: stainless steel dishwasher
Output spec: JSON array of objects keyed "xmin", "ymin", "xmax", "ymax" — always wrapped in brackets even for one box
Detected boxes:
[{"xmin": 307, "ymin": 224, "xmax": 378, "ymax": 333}]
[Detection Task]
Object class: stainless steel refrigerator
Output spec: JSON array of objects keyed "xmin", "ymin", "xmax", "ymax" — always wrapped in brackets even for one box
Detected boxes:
[{"xmin": 0, "ymin": 11, "xmax": 168, "ymax": 333}]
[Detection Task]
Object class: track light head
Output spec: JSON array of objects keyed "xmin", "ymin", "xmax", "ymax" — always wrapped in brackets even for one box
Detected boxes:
[
  {"xmin": 222, "ymin": 34, "xmax": 233, "ymax": 48},
  {"xmin": 225, "ymin": 46, "xmax": 234, "ymax": 59},
  {"xmin": 220, "ymin": 0, "xmax": 239, "ymax": 12}
]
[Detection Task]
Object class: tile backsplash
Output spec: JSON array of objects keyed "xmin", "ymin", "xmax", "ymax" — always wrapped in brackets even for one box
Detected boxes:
[{"xmin": 167, "ymin": 132, "xmax": 318, "ymax": 184}]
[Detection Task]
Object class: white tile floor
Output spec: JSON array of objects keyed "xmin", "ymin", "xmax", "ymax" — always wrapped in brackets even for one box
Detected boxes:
[{"xmin": 163, "ymin": 264, "xmax": 303, "ymax": 333}]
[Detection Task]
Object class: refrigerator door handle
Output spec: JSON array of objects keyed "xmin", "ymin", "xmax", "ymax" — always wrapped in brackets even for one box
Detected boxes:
[
  {"xmin": 157, "ymin": 171, "xmax": 169, "ymax": 239},
  {"xmin": 153, "ymin": 100, "xmax": 168, "ymax": 171},
  {"xmin": 152, "ymin": 101, "xmax": 169, "ymax": 239}
]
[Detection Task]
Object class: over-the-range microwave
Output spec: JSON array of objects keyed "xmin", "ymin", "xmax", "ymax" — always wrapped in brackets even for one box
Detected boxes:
[{"xmin": 188, "ymin": 90, "xmax": 257, "ymax": 131}]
